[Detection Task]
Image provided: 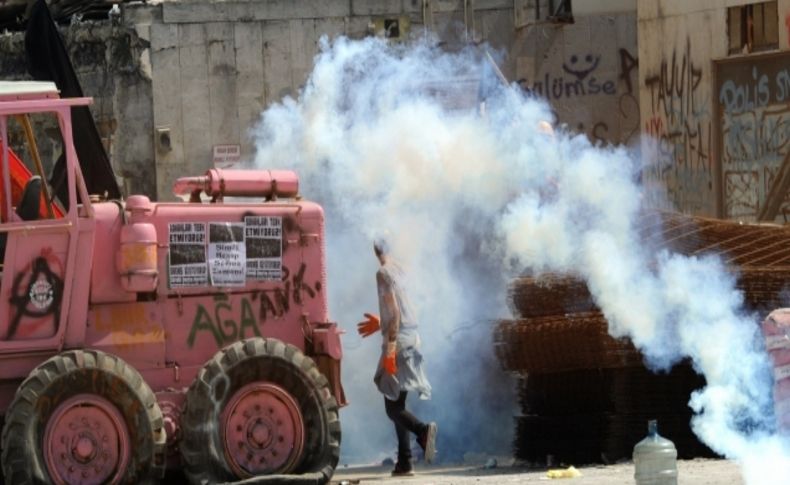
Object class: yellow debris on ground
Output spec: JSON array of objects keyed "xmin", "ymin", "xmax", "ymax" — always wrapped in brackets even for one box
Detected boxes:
[{"xmin": 546, "ymin": 466, "xmax": 582, "ymax": 479}]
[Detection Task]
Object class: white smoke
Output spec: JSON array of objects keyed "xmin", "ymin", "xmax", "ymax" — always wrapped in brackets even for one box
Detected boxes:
[{"xmin": 252, "ymin": 36, "xmax": 790, "ymax": 480}]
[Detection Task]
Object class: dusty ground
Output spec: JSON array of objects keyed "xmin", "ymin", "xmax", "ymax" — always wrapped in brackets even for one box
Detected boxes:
[{"xmin": 332, "ymin": 459, "xmax": 743, "ymax": 484}]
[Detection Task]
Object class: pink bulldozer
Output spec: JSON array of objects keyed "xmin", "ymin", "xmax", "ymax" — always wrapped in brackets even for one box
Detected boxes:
[{"xmin": 0, "ymin": 81, "xmax": 344, "ymax": 484}]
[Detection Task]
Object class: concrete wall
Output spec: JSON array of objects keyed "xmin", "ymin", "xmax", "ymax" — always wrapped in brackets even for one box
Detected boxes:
[
  {"xmin": 125, "ymin": 0, "xmax": 641, "ymax": 200},
  {"xmin": 574, "ymin": 0, "xmax": 637, "ymax": 16},
  {"xmin": 0, "ymin": 22, "xmax": 155, "ymax": 198},
  {"xmin": 512, "ymin": 10, "xmax": 640, "ymax": 144},
  {"xmin": 638, "ymin": 0, "xmax": 790, "ymax": 218},
  {"xmin": 126, "ymin": 0, "xmax": 526, "ymax": 200}
]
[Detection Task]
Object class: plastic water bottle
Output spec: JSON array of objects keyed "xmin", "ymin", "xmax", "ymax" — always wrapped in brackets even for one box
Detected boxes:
[{"xmin": 633, "ymin": 420, "xmax": 677, "ymax": 485}]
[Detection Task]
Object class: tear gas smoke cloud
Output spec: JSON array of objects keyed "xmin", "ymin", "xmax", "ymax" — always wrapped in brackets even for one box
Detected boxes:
[{"xmin": 252, "ymin": 36, "xmax": 790, "ymax": 480}]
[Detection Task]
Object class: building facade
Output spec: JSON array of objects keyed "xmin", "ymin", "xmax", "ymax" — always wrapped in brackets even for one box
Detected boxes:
[
  {"xmin": 1, "ymin": 0, "xmax": 641, "ymax": 201},
  {"xmin": 133, "ymin": 0, "xmax": 640, "ymax": 200},
  {"xmin": 513, "ymin": 0, "xmax": 639, "ymax": 145},
  {"xmin": 639, "ymin": 0, "xmax": 790, "ymax": 220}
]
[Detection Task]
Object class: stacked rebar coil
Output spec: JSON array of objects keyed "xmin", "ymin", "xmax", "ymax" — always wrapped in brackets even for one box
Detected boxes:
[{"xmin": 496, "ymin": 211, "xmax": 790, "ymax": 464}]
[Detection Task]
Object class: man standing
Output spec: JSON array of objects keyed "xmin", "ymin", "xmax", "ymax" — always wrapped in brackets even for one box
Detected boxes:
[{"xmin": 358, "ymin": 239, "xmax": 437, "ymax": 477}]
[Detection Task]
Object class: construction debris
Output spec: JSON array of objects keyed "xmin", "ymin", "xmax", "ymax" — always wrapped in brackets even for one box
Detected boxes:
[{"xmin": 496, "ymin": 210, "xmax": 789, "ymax": 464}]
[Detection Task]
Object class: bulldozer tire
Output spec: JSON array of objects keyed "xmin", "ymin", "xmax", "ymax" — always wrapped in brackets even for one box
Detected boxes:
[
  {"xmin": 181, "ymin": 338, "xmax": 341, "ymax": 484},
  {"xmin": 0, "ymin": 350, "xmax": 166, "ymax": 484}
]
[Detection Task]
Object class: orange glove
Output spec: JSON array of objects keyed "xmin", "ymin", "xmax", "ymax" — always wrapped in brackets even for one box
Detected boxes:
[
  {"xmin": 357, "ymin": 313, "xmax": 380, "ymax": 337},
  {"xmin": 383, "ymin": 342, "xmax": 397, "ymax": 375}
]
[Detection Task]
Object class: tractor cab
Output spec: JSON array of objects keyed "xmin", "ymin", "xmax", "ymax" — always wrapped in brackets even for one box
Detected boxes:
[
  {"xmin": 0, "ymin": 81, "xmax": 92, "ymax": 350},
  {"xmin": 0, "ymin": 82, "xmax": 67, "ymax": 223}
]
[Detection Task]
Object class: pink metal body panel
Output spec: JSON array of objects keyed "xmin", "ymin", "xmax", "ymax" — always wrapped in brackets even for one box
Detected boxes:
[
  {"xmin": 172, "ymin": 168, "xmax": 299, "ymax": 199},
  {"xmin": 63, "ymin": 217, "xmax": 96, "ymax": 349},
  {"xmin": 90, "ymin": 203, "xmax": 136, "ymax": 304},
  {"xmin": 85, "ymin": 300, "xmax": 166, "ymax": 369},
  {"xmin": 118, "ymin": 220, "xmax": 158, "ymax": 292},
  {"xmin": 82, "ymin": 200, "xmax": 329, "ymax": 389},
  {"xmin": 154, "ymin": 201, "xmax": 327, "ymax": 366}
]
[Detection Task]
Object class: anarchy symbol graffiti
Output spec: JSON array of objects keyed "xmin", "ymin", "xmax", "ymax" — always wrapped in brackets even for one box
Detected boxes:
[{"xmin": 7, "ymin": 256, "xmax": 64, "ymax": 339}]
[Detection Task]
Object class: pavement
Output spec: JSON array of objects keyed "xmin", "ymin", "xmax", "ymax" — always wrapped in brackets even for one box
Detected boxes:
[{"xmin": 332, "ymin": 459, "xmax": 744, "ymax": 484}]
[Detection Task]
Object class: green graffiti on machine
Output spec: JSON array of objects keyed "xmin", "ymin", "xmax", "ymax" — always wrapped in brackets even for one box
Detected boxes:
[{"xmin": 187, "ymin": 298, "xmax": 261, "ymax": 348}]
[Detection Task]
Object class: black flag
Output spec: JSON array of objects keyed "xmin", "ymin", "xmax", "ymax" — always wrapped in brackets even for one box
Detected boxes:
[{"xmin": 25, "ymin": 0, "xmax": 121, "ymax": 202}]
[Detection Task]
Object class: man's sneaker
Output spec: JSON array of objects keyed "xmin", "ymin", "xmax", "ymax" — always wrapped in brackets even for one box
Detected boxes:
[
  {"xmin": 418, "ymin": 422, "xmax": 438, "ymax": 463},
  {"xmin": 391, "ymin": 460, "xmax": 415, "ymax": 477}
]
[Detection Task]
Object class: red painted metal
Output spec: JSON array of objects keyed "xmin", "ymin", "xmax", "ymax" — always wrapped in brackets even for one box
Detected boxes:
[
  {"xmin": 221, "ymin": 382, "xmax": 305, "ymax": 477},
  {"xmin": 0, "ymin": 141, "xmax": 64, "ymax": 221},
  {"xmin": 43, "ymin": 394, "xmax": 131, "ymax": 485}
]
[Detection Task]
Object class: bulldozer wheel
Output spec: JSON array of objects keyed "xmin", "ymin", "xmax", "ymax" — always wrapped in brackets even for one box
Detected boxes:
[
  {"xmin": 181, "ymin": 338, "xmax": 341, "ymax": 484},
  {"xmin": 0, "ymin": 350, "xmax": 166, "ymax": 484}
]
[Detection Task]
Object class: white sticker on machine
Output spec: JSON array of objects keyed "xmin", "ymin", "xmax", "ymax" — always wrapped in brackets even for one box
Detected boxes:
[
  {"xmin": 244, "ymin": 216, "xmax": 282, "ymax": 281},
  {"xmin": 208, "ymin": 222, "xmax": 246, "ymax": 287},
  {"xmin": 168, "ymin": 222, "xmax": 208, "ymax": 287}
]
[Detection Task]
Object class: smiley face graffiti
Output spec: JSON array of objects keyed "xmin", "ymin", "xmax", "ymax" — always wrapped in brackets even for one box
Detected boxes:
[{"xmin": 562, "ymin": 54, "xmax": 601, "ymax": 81}]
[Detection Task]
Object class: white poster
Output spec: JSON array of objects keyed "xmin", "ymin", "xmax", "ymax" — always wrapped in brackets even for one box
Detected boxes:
[
  {"xmin": 244, "ymin": 216, "xmax": 282, "ymax": 281},
  {"xmin": 208, "ymin": 222, "xmax": 246, "ymax": 287},
  {"xmin": 168, "ymin": 222, "xmax": 208, "ymax": 287},
  {"xmin": 212, "ymin": 144, "xmax": 241, "ymax": 169}
]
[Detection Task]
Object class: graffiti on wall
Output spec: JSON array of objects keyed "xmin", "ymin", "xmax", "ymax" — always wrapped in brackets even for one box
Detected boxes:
[
  {"xmin": 716, "ymin": 52, "xmax": 790, "ymax": 219},
  {"xmin": 642, "ymin": 38, "xmax": 713, "ymax": 214},
  {"xmin": 531, "ymin": 53, "xmax": 617, "ymax": 100},
  {"xmin": 519, "ymin": 45, "xmax": 639, "ymax": 144},
  {"xmin": 619, "ymin": 48, "xmax": 639, "ymax": 95},
  {"xmin": 617, "ymin": 48, "xmax": 641, "ymax": 144}
]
